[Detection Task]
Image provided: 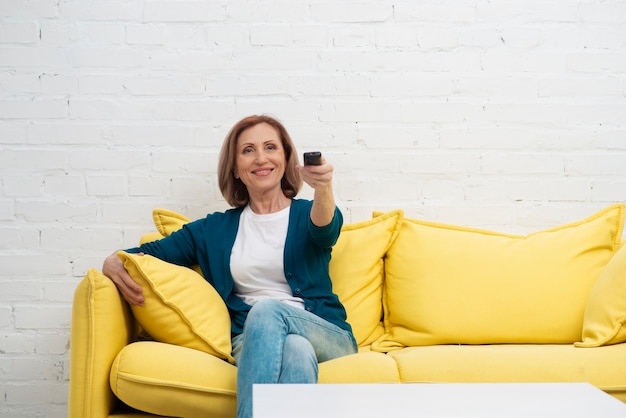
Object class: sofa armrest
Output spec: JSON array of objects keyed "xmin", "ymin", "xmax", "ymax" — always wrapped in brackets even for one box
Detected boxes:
[{"xmin": 69, "ymin": 269, "xmax": 138, "ymax": 418}]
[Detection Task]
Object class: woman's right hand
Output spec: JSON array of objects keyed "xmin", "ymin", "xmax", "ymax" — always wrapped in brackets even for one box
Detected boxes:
[{"xmin": 102, "ymin": 252, "xmax": 145, "ymax": 306}]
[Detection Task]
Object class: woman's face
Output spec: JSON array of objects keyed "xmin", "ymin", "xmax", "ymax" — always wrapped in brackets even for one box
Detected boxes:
[{"xmin": 234, "ymin": 122, "xmax": 286, "ymax": 196}]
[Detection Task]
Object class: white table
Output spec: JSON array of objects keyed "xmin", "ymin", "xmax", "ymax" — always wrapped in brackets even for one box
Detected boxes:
[{"xmin": 253, "ymin": 382, "xmax": 626, "ymax": 418}]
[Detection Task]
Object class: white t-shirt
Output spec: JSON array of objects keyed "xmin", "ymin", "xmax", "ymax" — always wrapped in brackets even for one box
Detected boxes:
[{"xmin": 230, "ymin": 204, "xmax": 305, "ymax": 309}]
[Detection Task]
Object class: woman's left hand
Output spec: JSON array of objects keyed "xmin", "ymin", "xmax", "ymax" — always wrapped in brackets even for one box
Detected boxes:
[
  {"xmin": 297, "ymin": 157, "xmax": 336, "ymax": 227},
  {"xmin": 298, "ymin": 158, "xmax": 334, "ymax": 191}
]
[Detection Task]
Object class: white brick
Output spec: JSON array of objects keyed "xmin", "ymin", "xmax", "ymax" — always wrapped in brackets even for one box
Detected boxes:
[
  {"xmin": 591, "ymin": 181, "xmax": 626, "ymax": 202},
  {"xmin": 310, "ymin": 2, "xmax": 392, "ymax": 23},
  {"xmin": 170, "ymin": 176, "xmax": 213, "ymax": 200},
  {"xmin": 0, "ymin": 228, "xmax": 40, "ymax": 249},
  {"xmin": 43, "ymin": 174, "xmax": 85, "ymax": 197},
  {"xmin": 565, "ymin": 153, "xmax": 626, "ymax": 176},
  {"xmin": 35, "ymin": 333, "xmax": 69, "ymax": 355},
  {"xmin": 109, "ymin": 123, "xmax": 197, "ymax": 147},
  {"xmin": 0, "ymin": 1, "xmax": 58, "ymax": 18},
  {"xmin": 126, "ymin": 23, "xmax": 206, "ymax": 46},
  {"xmin": 39, "ymin": 21, "xmax": 76, "ymax": 45},
  {"xmin": 39, "ymin": 73, "xmax": 78, "ymax": 95},
  {"xmin": 0, "ymin": 280, "xmax": 42, "ymax": 301},
  {"xmin": 567, "ymin": 52, "xmax": 626, "ymax": 73},
  {"xmin": 151, "ymin": 149, "xmax": 214, "ymax": 174},
  {"xmin": 128, "ymin": 175, "xmax": 171, "ymax": 196},
  {"xmin": 370, "ymin": 74, "xmax": 454, "ymax": 97},
  {"xmin": 5, "ymin": 380, "xmax": 67, "ymax": 404},
  {"xmin": 332, "ymin": 26, "xmax": 373, "ymax": 48},
  {"xmin": 538, "ymin": 77, "xmax": 621, "ymax": 98},
  {"xmin": 0, "ymin": 201, "xmax": 14, "ymax": 221},
  {"xmin": 0, "ymin": 121, "xmax": 28, "ymax": 144},
  {"xmin": 375, "ymin": 25, "xmax": 419, "ymax": 48},
  {"xmin": 0, "ymin": 255, "xmax": 67, "ymax": 277},
  {"xmin": 416, "ymin": 24, "xmax": 458, "ymax": 49},
  {"xmin": 59, "ymin": 0, "xmax": 142, "ymax": 21},
  {"xmin": 0, "ymin": 355, "xmax": 59, "ymax": 380},
  {"xmin": 0, "ymin": 21, "xmax": 40, "ymax": 44},
  {"xmin": 226, "ymin": 1, "xmax": 309, "ymax": 23},
  {"xmin": 68, "ymin": 148, "xmax": 151, "ymax": 171},
  {"xmin": 454, "ymin": 77, "xmax": 538, "ymax": 100},
  {"xmin": 15, "ymin": 200, "xmax": 98, "ymax": 223},
  {"xmin": 122, "ymin": 75, "xmax": 205, "ymax": 96},
  {"xmin": 143, "ymin": 1, "xmax": 226, "ymax": 22},
  {"xmin": 394, "ymin": 2, "xmax": 475, "ymax": 23},
  {"xmin": 85, "ymin": 175, "xmax": 126, "ymax": 196},
  {"xmin": 3, "ymin": 175, "xmax": 44, "ymax": 197},
  {"xmin": 42, "ymin": 280, "xmax": 76, "ymax": 303},
  {"xmin": 250, "ymin": 24, "xmax": 291, "ymax": 47},
  {"xmin": 0, "ymin": 98, "xmax": 67, "ymax": 119},
  {"xmin": 0, "ymin": 46, "xmax": 66, "ymax": 69},
  {"xmin": 291, "ymin": 25, "xmax": 329, "ymax": 47},
  {"xmin": 0, "ymin": 150, "xmax": 68, "ymax": 172},
  {"xmin": 14, "ymin": 305, "xmax": 71, "ymax": 330},
  {"xmin": 355, "ymin": 125, "xmax": 439, "ymax": 149},
  {"xmin": 28, "ymin": 122, "xmax": 104, "ymax": 145},
  {"xmin": 481, "ymin": 152, "xmax": 565, "ymax": 175},
  {"xmin": 0, "ymin": 305, "xmax": 11, "ymax": 327},
  {"xmin": 0, "ymin": 332, "xmax": 37, "ymax": 354},
  {"xmin": 547, "ymin": 179, "xmax": 593, "ymax": 202},
  {"xmin": 40, "ymin": 227, "xmax": 120, "ymax": 251},
  {"xmin": 67, "ymin": 47, "xmax": 147, "ymax": 69}
]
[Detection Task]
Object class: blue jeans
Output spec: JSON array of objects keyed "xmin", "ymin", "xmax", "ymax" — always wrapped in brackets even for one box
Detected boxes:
[{"xmin": 231, "ymin": 299, "xmax": 357, "ymax": 418}]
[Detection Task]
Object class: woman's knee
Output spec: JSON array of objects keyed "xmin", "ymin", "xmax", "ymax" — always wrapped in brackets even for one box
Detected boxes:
[
  {"xmin": 280, "ymin": 334, "xmax": 317, "ymax": 383},
  {"xmin": 243, "ymin": 299, "xmax": 285, "ymax": 333}
]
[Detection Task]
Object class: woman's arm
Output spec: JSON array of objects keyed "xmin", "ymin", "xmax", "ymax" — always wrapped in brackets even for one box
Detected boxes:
[
  {"xmin": 101, "ymin": 220, "xmax": 201, "ymax": 306},
  {"xmin": 298, "ymin": 157, "xmax": 336, "ymax": 227},
  {"xmin": 102, "ymin": 251, "xmax": 145, "ymax": 306}
]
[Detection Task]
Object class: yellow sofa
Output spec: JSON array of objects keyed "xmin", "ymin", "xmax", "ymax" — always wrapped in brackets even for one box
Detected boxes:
[{"xmin": 69, "ymin": 204, "xmax": 626, "ymax": 418}]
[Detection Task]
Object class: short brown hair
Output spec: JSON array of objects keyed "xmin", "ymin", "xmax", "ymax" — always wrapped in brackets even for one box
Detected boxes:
[{"xmin": 218, "ymin": 115, "xmax": 302, "ymax": 207}]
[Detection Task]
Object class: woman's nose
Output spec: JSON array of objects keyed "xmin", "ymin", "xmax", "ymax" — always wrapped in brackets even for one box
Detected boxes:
[{"xmin": 255, "ymin": 150, "xmax": 268, "ymax": 163}]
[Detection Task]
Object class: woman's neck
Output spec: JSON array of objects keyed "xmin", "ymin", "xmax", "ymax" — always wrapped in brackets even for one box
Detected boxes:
[{"xmin": 248, "ymin": 193, "xmax": 291, "ymax": 215}]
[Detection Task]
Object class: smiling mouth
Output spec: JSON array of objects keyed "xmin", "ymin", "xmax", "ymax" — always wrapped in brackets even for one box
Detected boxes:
[{"xmin": 252, "ymin": 168, "xmax": 274, "ymax": 176}]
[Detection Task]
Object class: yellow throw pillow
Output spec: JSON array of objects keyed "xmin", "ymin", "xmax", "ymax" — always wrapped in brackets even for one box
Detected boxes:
[
  {"xmin": 330, "ymin": 210, "xmax": 404, "ymax": 347},
  {"xmin": 117, "ymin": 251, "xmax": 234, "ymax": 364},
  {"xmin": 576, "ymin": 243, "xmax": 626, "ymax": 347},
  {"xmin": 373, "ymin": 204, "xmax": 624, "ymax": 351},
  {"xmin": 153, "ymin": 208, "xmax": 190, "ymax": 237}
]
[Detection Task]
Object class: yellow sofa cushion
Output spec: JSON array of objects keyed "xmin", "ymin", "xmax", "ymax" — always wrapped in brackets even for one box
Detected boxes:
[
  {"xmin": 373, "ymin": 204, "xmax": 624, "ymax": 351},
  {"xmin": 117, "ymin": 251, "xmax": 234, "ymax": 363},
  {"xmin": 110, "ymin": 341, "xmax": 236, "ymax": 418},
  {"xmin": 329, "ymin": 210, "xmax": 403, "ymax": 346},
  {"xmin": 576, "ymin": 243, "xmax": 626, "ymax": 348},
  {"xmin": 150, "ymin": 207, "xmax": 404, "ymax": 347},
  {"xmin": 387, "ymin": 343, "xmax": 626, "ymax": 401},
  {"xmin": 153, "ymin": 208, "xmax": 190, "ymax": 236}
]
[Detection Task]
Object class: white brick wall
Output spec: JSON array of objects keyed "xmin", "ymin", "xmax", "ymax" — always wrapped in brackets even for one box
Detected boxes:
[{"xmin": 1, "ymin": 0, "xmax": 625, "ymax": 415}]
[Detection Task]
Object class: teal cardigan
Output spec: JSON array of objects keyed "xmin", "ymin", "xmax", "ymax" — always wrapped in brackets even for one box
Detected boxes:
[{"xmin": 127, "ymin": 199, "xmax": 352, "ymax": 337}]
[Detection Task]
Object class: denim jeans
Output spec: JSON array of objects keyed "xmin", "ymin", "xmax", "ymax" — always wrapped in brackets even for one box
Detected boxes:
[{"xmin": 231, "ymin": 299, "xmax": 357, "ymax": 418}]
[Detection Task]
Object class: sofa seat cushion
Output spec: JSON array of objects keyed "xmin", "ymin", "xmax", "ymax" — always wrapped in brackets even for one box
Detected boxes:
[
  {"xmin": 388, "ymin": 343, "xmax": 626, "ymax": 402},
  {"xmin": 374, "ymin": 204, "xmax": 624, "ymax": 350},
  {"xmin": 319, "ymin": 351, "xmax": 400, "ymax": 383},
  {"xmin": 110, "ymin": 342, "xmax": 237, "ymax": 418}
]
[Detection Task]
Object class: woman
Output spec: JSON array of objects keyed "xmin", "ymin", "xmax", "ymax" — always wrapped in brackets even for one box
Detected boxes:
[{"xmin": 102, "ymin": 115, "xmax": 357, "ymax": 418}]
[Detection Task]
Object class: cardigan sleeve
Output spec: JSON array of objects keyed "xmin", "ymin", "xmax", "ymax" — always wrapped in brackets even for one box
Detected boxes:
[{"xmin": 306, "ymin": 205, "xmax": 343, "ymax": 249}]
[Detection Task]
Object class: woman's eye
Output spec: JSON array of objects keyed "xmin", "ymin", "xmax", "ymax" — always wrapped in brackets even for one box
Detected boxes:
[
  {"xmin": 243, "ymin": 147, "xmax": 254, "ymax": 154},
  {"xmin": 266, "ymin": 144, "xmax": 277, "ymax": 150}
]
